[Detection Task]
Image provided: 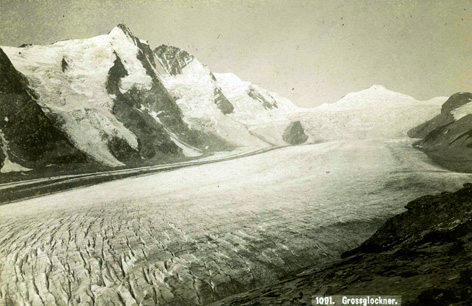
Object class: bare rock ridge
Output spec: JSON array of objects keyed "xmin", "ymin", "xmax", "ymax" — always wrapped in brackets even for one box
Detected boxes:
[
  {"xmin": 212, "ymin": 183, "xmax": 472, "ymax": 306},
  {"xmin": 282, "ymin": 121, "xmax": 308, "ymax": 145},
  {"xmin": 408, "ymin": 92, "xmax": 472, "ymax": 172},
  {"xmin": 0, "ymin": 48, "xmax": 86, "ymax": 172}
]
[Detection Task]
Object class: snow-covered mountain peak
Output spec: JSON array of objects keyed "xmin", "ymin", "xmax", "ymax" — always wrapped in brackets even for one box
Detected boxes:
[
  {"xmin": 0, "ymin": 25, "xmax": 187, "ymax": 167},
  {"xmin": 344, "ymin": 84, "xmax": 415, "ymax": 102},
  {"xmin": 112, "ymin": 24, "xmax": 134, "ymax": 37},
  {"xmin": 109, "ymin": 24, "xmax": 152, "ymax": 47},
  {"xmin": 108, "ymin": 25, "xmax": 133, "ymax": 43},
  {"xmin": 317, "ymin": 85, "xmax": 419, "ymax": 111}
]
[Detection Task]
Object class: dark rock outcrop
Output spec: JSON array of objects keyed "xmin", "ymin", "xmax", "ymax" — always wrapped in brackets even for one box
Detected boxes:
[
  {"xmin": 408, "ymin": 92, "xmax": 472, "ymax": 172},
  {"xmin": 214, "ymin": 87, "xmax": 234, "ymax": 114},
  {"xmin": 212, "ymin": 184, "xmax": 472, "ymax": 305},
  {"xmin": 282, "ymin": 121, "xmax": 308, "ymax": 145},
  {"xmin": 61, "ymin": 57, "xmax": 68, "ymax": 72},
  {"xmin": 0, "ymin": 48, "xmax": 86, "ymax": 170},
  {"xmin": 408, "ymin": 93, "xmax": 472, "ymax": 139},
  {"xmin": 247, "ymin": 88, "xmax": 277, "ymax": 110},
  {"xmin": 105, "ymin": 52, "xmax": 180, "ymax": 164},
  {"xmin": 154, "ymin": 45, "xmax": 194, "ymax": 76}
]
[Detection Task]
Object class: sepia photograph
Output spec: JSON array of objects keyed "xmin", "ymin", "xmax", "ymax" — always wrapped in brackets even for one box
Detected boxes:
[{"xmin": 0, "ymin": 0, "xmax": 472, "ymax": 305}]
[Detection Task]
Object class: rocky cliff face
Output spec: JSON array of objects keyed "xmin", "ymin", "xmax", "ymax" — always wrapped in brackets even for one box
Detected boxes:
[
  {"xmin": 408, "ymin": 92, "xmax": 472, "ymax": 172},
  {"xmin": 212, "ymin": 184, "xmax": 472, "ymax": 306},
  {"xmin": 0, "ymin": 48, "xmax": 86, "ymax": 173}
]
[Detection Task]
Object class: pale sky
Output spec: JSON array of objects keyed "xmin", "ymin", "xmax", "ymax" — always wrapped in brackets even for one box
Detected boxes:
[{"xmin": 0, "ymin": 0, "xmax": 471, "ymax": 107}]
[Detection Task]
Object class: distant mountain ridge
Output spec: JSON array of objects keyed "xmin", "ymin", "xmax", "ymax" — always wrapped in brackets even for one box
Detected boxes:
[
  {"xmin": 318, "ymin": 85, "xmax": 446, "ymax": 110},
  {"xmin": 291, "ymin": 85, "xmax": 447, "ymax": 140}
]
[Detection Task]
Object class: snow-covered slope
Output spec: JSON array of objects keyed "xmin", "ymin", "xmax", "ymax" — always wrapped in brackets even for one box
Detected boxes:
[
  {"xmin": 154, "ymin": 45, "xmax": 302, "ymax": 147},
  {"xmin": 215, "ymin": 73, "xmax": 299, "ymax": 125},
  {"xmin": 450, "ymin": 95, "xmax": 472, "ymax": 120},
  {"xmin": 0, "ymin": 48, "xmax": 86, "ymax": 172},
  {"xmin": 295, "ymin": 85, "xmax": 447, "ymax": 140},
  {"xmin": 154, "ymin": 45, "xmax": 262, "ymax": 148},
  {"xmin": 318, "ymin": 85, "xmax": 411, "ymax": 110},
  {"xmin": 3, "ymin": 27, "xmax": 144, "ymax": 166},
  {"xmin": 318, "ymin": 85, "xmax": 446, "ymax": 110}
]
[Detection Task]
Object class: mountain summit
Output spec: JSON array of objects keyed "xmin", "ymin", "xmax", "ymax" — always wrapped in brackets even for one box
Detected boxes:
[
  {"xmin": 0, "ymin": 25, "xmax": 305, "ymax": 173},
  {"xmin": 318, "ymin": 85, "xmax": 430, "ymax": 110},
  {"xmin": 288, "ymin": 85, "xmax": 448, "ymax": 140}
]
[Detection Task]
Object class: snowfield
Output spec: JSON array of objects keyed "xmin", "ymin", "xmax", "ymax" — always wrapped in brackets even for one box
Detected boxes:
[
  {"xmin": 291, "ymin": 86, "xmax": 448, "ymax": 141},
  {"xmin": 1, "ymin": 140, "xmax": 471, "ymax": 305},
  {"xmin": 215, "ymin": 73, "xmax": 299, "ymax": 125},
  {"xmin": 451, "ymin": 97, "xmax": 472, "ymax": 120}
]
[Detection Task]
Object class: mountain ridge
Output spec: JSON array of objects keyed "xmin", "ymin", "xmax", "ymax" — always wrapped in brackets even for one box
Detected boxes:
[
  {"xmin": 318, "ymin": 85, "xmax": 446, "ymax": 110},
  {"xmin": 0, "ymin": 24, "xmax": 307, "ymax": 174},
  {"xmin": 408, "ymin": 92, "xmax": 472, "ymax": 172}
]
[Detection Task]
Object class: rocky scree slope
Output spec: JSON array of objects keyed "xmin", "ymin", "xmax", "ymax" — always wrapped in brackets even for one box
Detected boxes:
[
  {"xmin": 408, "ymin": 92, "xmax": 472, "ymax": 172},
  {"xmin": 212, "ymin": 183, "xmax": 472, "ymax": 306}
]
